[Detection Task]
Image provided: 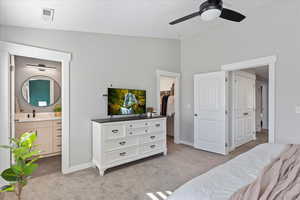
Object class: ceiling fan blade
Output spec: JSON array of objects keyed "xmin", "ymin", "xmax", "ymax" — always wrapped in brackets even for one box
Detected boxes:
[
  {"xmin": 169, "ymin": 12, "xmax": 200, "ymax": 25},
  {"xmin": 220, "ymin": 8, "xmax": 245, "ymax": 22}
]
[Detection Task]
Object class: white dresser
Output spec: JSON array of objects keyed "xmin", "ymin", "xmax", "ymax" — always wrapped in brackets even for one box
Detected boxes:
[{"xmin": 92, "ymin": 116, "xmax": 167, "ymax": 176}]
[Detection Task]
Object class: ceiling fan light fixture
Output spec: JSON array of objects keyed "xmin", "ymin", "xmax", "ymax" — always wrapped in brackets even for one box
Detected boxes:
[{"xmin": 201, "ymin": 8, "xmax": 222, "ymax": 21}]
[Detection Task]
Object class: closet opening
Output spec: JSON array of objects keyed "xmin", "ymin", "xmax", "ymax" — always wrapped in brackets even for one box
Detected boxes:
[
  {"xmin": 160, "ymin": 77, "xmax": 175, "ymax": 143},
  {"xmin": 156, "ymin": 70, "xmax": 180, "ymax": 145}
]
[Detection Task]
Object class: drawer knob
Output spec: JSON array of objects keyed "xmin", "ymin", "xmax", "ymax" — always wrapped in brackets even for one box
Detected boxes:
[
  {"xmin": 119, "ymin": 152, "xmax": 126, "ymax": 156},
  {"xmin": 155, "ymin": 124, "xmax": 160, "ymax": 127},
  {"xmin": 129, "ymin": 125, "xmax": 133, "ymax": 127},
  {"xmin": 145, "ymin": 129, "xmax": 148, "ymax": 133},
  {"xmin": 150, "ymin": 145, "xmax": 156, "ymax": 149},
  {"xmin": 119, "ymin": 141, "xmax": 126, "ymax": 146},
  {"xmin": 129, "ymin": 132, "xmax": 133, "ymax": 135},
  {"xmin": 145, "ymin": 123, "xmax": 148, "ymax": 125},
  {"xmin": 150, "ymin": 136, "xmax": 156, "ymax": 139},
  {"xmin": 112, "ymin": 129, "xmax": 119, "ymax": 133}
]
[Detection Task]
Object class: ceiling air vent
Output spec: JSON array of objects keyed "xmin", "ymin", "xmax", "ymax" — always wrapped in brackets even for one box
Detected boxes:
[{"xmin": 42, "ymin": 8, "xmax": 55, "ymax": 22}]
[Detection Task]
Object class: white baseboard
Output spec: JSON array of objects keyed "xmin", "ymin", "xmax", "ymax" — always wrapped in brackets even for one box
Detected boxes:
[
  {"xmin": 63, "ymin": 162, "xmax": 93, "ymax": 174},
  {"xmin": 179, "ymin": 140, "xmax": 194, "ymax": 147}
]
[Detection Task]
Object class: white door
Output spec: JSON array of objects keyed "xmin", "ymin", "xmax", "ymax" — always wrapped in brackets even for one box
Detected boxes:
[
  {"xmin": 0, "ymin": 49, "xmax": 11, "ymax": 186},
  {"xmin": 194, "ymin": 71, "xmax": 228, "ymax": 155},
  {"xmin": 232, "ymin": 71, "xmax": 256, "ymax": 148}
]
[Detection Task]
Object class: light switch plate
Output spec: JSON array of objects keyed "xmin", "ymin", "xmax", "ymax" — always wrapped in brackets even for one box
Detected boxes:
[{"xmin": 296, "ymin": 106, "xmax": 300, "ymax": 114}]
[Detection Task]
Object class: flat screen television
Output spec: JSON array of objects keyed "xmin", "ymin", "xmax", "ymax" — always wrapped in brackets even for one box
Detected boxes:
[{"xmin": 108, "ymin": 88, "xmax": 146, "ymax": 116}]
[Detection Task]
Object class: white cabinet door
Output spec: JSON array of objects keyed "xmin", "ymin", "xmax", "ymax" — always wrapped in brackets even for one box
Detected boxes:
[
  {"xmin": 233, "ymin": 71, "xmax": 256, "ymax": 148},
  {"xmin": 36, "ymin": 126, "xmax": 53, "ymax": 155},
  {"xmin": 194, "ymin": 71, "xmax": 228, "ymax": 155}
]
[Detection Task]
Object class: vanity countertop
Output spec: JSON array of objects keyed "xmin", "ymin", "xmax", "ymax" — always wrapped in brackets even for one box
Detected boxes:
[{"xmin": 15, "ymin": 112, "xmax": 61, "ymax": 123}]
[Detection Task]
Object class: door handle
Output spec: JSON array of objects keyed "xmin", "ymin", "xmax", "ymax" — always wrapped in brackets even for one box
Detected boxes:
[
  {"xmin": 243, "ymin": 113, "xmax": 249, "ymax": 116},
  {"xmin": 194, "ymin": 114, "xmax": 198, "ymax": 117}
]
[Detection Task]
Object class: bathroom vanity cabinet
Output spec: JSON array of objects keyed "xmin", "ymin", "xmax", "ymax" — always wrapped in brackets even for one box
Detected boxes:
[{"xmin": 15, "ymin": 119, "xmax": 62, "ymax": 156}]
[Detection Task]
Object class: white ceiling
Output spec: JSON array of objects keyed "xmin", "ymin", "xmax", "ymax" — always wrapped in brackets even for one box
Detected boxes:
[{"xmin": 0, "ymin": 0, "xmax": 275, "ymax": 39}]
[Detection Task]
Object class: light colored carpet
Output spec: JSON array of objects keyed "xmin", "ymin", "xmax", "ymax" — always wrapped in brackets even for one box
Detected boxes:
[{"xmin": 1, "ymin": 136, "xmax": 266, "ymax": 200}]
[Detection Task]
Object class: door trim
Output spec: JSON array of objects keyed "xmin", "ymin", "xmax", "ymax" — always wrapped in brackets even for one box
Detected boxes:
[
  {"xmin": 156, "ymin": 70, "xmax": 181, "ymax": 144},
  {"xmin": 221, "ymin": 56, "xmax": 277, "ymax": 144},
  {"xmin": 0, "ymin": 41, "xmax": 72, "ymax": 174}
]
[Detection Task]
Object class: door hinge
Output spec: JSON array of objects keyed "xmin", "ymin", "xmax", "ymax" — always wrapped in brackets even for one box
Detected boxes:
[
  {"xmin": 225, "ymin": 143, "xmax": 228, "ymax": 147},
  {"xmin": 10, "ymin": 65, "xmax": 13, "ymax": 71},
  {"xmin": 225, "ymin": 77, "xmax": 228, "ymax": 82},
  {"xmin": 225, "ymin": 110, "xmax": 228, "ymax": 115}
]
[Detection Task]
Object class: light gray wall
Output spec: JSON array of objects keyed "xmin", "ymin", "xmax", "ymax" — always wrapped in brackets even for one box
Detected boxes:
[
  {"xmin": 15, "ymin": 56, "xmax": 62, "ymax": 113},
  {"xmin": 0, "ymin": 26, "xmax": 180, "ymax": 166},
  {"xmin": 181, "ymin": 1, "xmax": 300, "ymax": 144}
]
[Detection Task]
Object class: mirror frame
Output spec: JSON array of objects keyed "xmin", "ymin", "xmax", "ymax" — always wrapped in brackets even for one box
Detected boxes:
[{"xmin": 21, "ymin": 75, "xmax": 61, "ymax": 108}]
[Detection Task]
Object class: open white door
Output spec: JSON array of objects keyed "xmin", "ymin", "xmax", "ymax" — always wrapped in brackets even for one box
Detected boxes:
[
  {"xmin": 232, "ymin": 71, "xmax": 256, "ymax": 148},
  {"xmin": 194, "ymin": 71, "xmax": 228, "ymax": 155},
  {"xmin": 0, "ymin": 49, "xmax": 11, "ymax": 186}
]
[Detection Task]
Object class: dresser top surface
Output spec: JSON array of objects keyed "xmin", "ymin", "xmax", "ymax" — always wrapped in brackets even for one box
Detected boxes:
[{"xmin": 92, "ymin": 116, "xmax": 166, "ymax": 124}]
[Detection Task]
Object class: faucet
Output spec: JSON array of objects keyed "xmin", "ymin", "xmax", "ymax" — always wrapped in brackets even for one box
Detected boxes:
[{"xmin": 33, "ymin": 110, "xmax": 36, "ymax": 118}]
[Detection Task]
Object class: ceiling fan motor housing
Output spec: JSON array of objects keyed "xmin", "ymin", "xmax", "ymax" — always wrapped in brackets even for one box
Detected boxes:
[{"xmin": 200, "ymin": 0, "xmax": 223, "ymax": 14}]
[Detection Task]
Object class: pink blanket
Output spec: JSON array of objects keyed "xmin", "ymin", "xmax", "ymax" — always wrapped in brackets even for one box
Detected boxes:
[{"xmin": 230, "ymin": 144, "xmax": 300, "ymax": 200}]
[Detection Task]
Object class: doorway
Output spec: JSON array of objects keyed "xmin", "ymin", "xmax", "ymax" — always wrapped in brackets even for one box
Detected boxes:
[
  {"xmin": 229, "ymin": 66, "xmax": 269, "ymax": 150},
  {"xmin": 156, "ymin": 70, "xmax": 180, "ymax": 144},
  {"xmin": 0, "ymin": 42, "xmax": 71, "ymax": 179},
  {"xmin": 193, "ymin": 56, "xmax": 276, "ymax": 155},
  {"xmin": 11, "ymin": 55, "xmax": 63, "ymax": 177},
  {"xmin": 222, "ymin": 56, "xmax": 276, "ymax": 152}
]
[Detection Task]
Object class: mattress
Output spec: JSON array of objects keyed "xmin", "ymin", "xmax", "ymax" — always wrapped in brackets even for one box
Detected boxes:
[{"xmin": 168, "ymin": 144, "xmax": 287, "ymax": 200}]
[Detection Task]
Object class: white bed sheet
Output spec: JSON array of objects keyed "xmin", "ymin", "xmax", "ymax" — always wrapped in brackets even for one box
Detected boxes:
[{"xmin": 168, "ymin": 144, "xmax": 287, "ymax": 200}]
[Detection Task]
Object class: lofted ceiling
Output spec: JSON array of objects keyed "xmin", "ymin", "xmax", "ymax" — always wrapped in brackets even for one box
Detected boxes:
[{"xmin": 0, "ymin": 0, "xmax": 275, "ymax": 39}]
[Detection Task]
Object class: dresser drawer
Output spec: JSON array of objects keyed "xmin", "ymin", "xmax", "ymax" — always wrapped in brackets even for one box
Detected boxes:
[
  {"xmin": 140, "ymin": 140, "xmax": 164, "ymax": 154},
  {"xmin": 104, "ymin": 137, "xmax": 139, "ymax": 151},
  {"xmin": 126, "ymin": 127, "xmax": 149, "ymax": 136},
  {"xmin": 126, "ymin": 121, "xmax": 150, "ymax": 129},
  {"xmin": 140, "ymin": 132, "xmax": 164, "ymax": 144},
  {"xmin": 103, "ymin": 125, "xmax": 125, "ymax": 139},
  {"xmin": 104, "ymin": 146, "xmax": 139, "ymax": 164}
]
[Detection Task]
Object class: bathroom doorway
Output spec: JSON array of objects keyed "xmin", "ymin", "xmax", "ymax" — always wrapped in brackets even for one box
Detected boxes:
[
  {"xmin": 11, "ymin": 55, "xmax": 63, "ymax": 177},
  {"xmin": 0, "ymin": 42, "xmax": 71, "ymax": 177}
]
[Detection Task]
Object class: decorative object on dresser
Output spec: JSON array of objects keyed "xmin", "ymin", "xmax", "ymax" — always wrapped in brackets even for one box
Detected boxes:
[
  {"xmin": 92, "ymin": 116, "xmax": 167, "ymax": 176},
  {"xmin": 146, "ymin": 107, "xmax": 155, "ymax": 118}
]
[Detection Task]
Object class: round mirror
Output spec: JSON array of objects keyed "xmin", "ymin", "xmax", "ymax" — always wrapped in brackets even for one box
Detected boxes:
[{"xmin": 21, "ymin": 76, "xmax": 61, "ymax": 107}]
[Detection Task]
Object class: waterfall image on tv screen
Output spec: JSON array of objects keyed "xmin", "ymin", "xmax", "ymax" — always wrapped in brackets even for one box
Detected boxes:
[{"xmin": 108, "ymin": 88, "xmax": 146, "ymax": 115}]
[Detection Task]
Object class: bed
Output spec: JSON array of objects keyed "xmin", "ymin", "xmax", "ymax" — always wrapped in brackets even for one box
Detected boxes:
[{"xmin": 168, "ymin": 144, "xmax": 288, "ymax": 200}]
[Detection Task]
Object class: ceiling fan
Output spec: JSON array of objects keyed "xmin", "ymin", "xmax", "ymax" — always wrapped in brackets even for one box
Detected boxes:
[{"xmin": 169, "ymin": 0, "xmax": 245, "ymax": 25}]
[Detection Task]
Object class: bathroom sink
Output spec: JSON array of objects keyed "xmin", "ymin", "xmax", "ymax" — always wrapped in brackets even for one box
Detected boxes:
[{"xmin": 15, "ymin": 112, "xmax": 61, "ymax": 123}]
